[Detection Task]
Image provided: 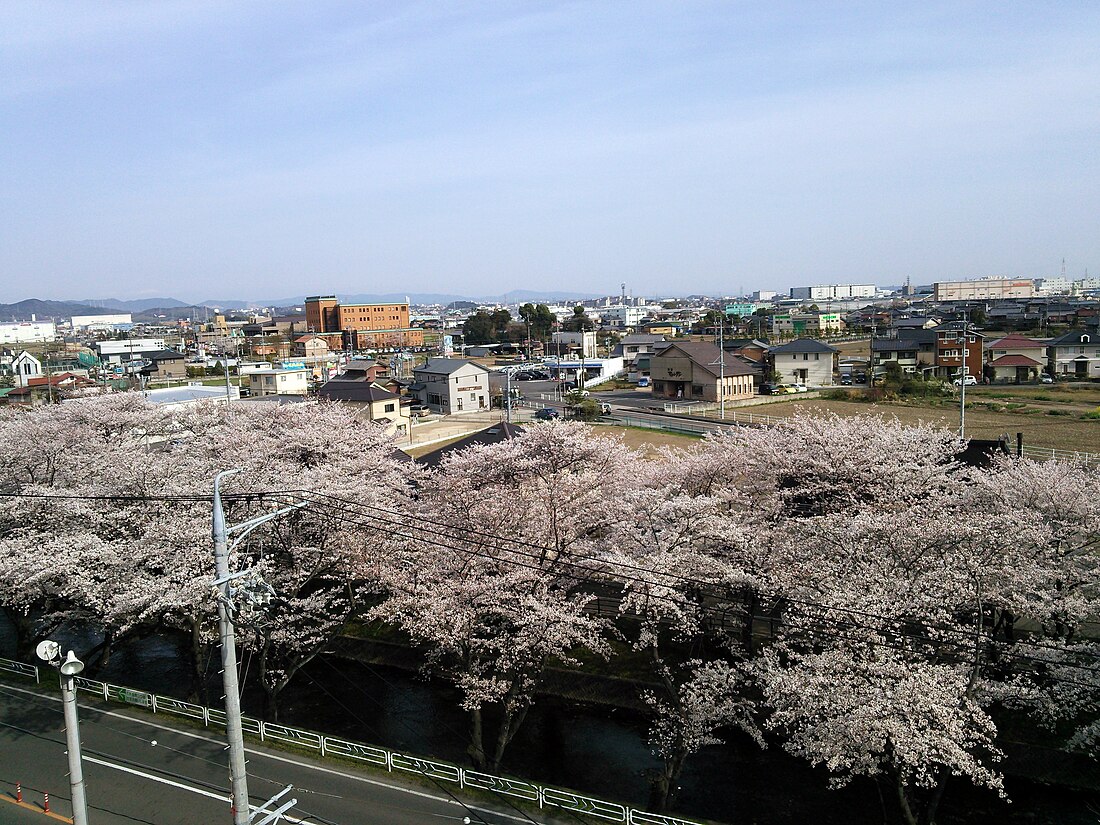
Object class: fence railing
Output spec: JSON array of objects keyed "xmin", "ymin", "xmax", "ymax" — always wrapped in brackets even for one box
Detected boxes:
[
  {"xmin": 1019, "ymin": 444, "xmax": 1100, "ymax": 467},
  {"xmin": 0, "ymin": 656, "xmax": 701, "ymax": 825}
]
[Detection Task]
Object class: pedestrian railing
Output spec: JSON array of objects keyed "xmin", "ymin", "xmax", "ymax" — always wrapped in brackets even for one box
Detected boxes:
[{"xmin": 0, "ymin": 655, "xmax": 702, "ymax": 825}]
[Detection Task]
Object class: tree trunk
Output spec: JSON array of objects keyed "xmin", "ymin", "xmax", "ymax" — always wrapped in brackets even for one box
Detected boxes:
[
  {"xmin": 489, "ymin": 701, "xmax": 531, "ymax": 773},
  {"xmin": 649, "ymin": 749, "xmax": 687, "ymax": 813},
  {"xmin": 741, "ymin": 590, "xmax": 759, "ymax": 657},
  {"xmin": 924, "ymin": 772, "xmax": 947, "ymax": 825},
  {"xmin": 467, "ymin": 706, "xmax": 487, "ymax": 769},
  {"xmin": 895, "ymin": 772, "xmax": 918, "ymax": 825}
]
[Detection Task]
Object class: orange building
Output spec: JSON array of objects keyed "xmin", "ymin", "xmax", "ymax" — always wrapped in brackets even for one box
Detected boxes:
[{"xmin": 305, "ymin": 296, "xmax": 423, "ymax": 349}]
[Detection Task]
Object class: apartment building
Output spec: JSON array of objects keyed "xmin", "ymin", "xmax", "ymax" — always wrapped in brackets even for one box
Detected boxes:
[
  {"xmin": 789, "ymin": 284, "xmax": 875, "ymax": 301},
  {"xmin": 304, "ymin": 296, "xmax": 424, "ymax": 349}
]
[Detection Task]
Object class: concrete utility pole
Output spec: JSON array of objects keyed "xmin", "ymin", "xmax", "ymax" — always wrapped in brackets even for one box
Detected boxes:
[
  {"xmin": 959, "ymin": 310, "xmax": 969, "ymax": 438},
  {"xmin": 212, "ymin": 470, "xmax": 250, "ymax": 825},
  {"xmin": 212, "ymin": 472, "xmax": 303, "ymax": 825}
]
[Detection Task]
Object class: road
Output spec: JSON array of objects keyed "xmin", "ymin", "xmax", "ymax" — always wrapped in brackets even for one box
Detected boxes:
[{"xmin": 0, "ymin": 682, "xmax": 560, "ymax": 825}]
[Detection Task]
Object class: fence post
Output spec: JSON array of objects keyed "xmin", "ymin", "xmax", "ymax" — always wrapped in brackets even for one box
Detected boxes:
[
  {"xmin": 102, "ymin": 683, "xmax": 109, "ymax": 701},
  {"xmin": 151, "ymin": 695, "xmax": 157, "ymax": 714}
]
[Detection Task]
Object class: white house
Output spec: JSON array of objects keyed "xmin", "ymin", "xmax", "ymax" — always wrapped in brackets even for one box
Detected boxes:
[
  {"xmin": 411, "ymin": 358, "xmax": 490, "ymax": 415},
  {"xmin": 1048, "ymin": 329, "xmax": 1100, "ymax": 379},
  {"xmin": 250, "ymin": 369, "xmax": 310, "ymax": 397},
  {"xmin": 11, "ymin": 351, "xmax": 43, "ymax": 387},
  {"xmin": 768, "ymin": 339, "xmax": 839, "ymax": 386}
]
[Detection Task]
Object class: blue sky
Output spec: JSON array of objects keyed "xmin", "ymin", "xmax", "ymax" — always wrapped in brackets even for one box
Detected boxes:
[{"xmin": 2, "ymin": 1, "xmax": 1098, "ymax": 303}]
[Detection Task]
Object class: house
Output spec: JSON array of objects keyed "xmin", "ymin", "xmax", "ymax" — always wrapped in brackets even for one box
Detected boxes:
[
  {"xmin": 649, "ymin": 342, "xmax": 755, "ymax": 401},
  {"xmin": 11, "ymin": 351, "xmax": 42, "ymax": 387},
  {"xmin": 316, "ymin": 379, "xmax": 411, "ymax": 441},
  {"xmin": 292, "ymin": 335, "xmax": 331, "ymax": 360},
  {"xmin": 1048, "ymin": 329, "xmax": 1100, "ymax": 379},
  {"xmin": 339, "ymin": 359, "xmax": 389, "ymax": 383},
  {"xmin": 871, "ymin": 339, "xmax": 921, "ymax": 375},
  {"xmin": 984, "ymin": 335, "xmax": 1048, "ymax": 383},
  {"xmin": 1, "ymin": 372, "xmax": 95, "ymax": 406},
  {"xmin": 614, "ymin": 334, "xmax": 668, "ymax": 366},
  {"xmin": 410, "ymin": 358, "xmax": 490, "ymax": 415},
  {"xmin": 250, "ymin": 369, "xmax": 310, "ymax": 397},
  {"xmin": 768, "ymin": 339, "xmax": 839, "ymax": 386},
  {"xmin": 934, "ymin": 322, "xmax": 984, "ymax": 381},
  {"xmin": 140, "ymin": 350, "xmax": 187, "ymax": 380}
]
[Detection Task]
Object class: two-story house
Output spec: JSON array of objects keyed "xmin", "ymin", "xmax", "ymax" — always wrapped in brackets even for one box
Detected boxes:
[
  {"xmin": 316, "ymin": 380, "xmax": 412, "ymax": 441},
  {"xmin": 768, "ymin": 339, "xmax": 838, "ymax": 386},
  {"xmin": 1048, "ymin": 329, "xmax": 1100, "ymax": 379},
  {"xmin": 984, "ymin": 335, "xmax": 1048, "ymax": 383},
  {"xmin": 411, "ymin": 358, "xmax": 490, "ymax": 414},
  {"xmin": 649, "ymin": 342, "xmax": 755, "ymax": 401}
]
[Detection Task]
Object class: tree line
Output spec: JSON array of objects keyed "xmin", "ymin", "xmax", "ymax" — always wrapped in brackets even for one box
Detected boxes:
[{"xmin": 0, "ymin": 397, "xmax": 1097, "ymax": 824}]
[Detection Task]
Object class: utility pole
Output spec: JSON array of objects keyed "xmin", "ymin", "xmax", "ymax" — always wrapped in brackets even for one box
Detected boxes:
[
  {"xmin": 505, "ymin": 368, "xmax": 512, "ymax": 424},
  {"xmin": 959, "ymin": 310, "xmax": 969, "ymax": 438},
  {"xmin": 212, "ymin": 471, "xmax": 251, "ymax": 825},
  {"xmin": 211, "ymin": 472, "xmax": 303, "ymax": 825}
]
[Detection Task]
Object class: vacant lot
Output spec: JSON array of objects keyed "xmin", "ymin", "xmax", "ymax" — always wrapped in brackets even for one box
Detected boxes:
[
  {"xmin": 594, "ymin": 424, "xmax": 700, "ymax": 452},
  {"xmin": 769, "ymin": 398, "xmax": 1099, "ymax": 452}
]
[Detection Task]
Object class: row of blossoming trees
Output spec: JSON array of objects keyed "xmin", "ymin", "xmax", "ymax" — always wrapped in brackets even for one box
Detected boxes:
[{"xmin": 0, "ymin": 395, "xmax": 1097, "ymax": 824}]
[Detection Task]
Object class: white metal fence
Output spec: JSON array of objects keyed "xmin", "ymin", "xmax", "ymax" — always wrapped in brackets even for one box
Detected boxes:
[{"xmin": 0, "ymin": 656, "xmax": 701, "ymax": 825}]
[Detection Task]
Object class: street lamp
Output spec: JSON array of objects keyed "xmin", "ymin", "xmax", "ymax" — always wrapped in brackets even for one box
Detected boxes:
[{"xmin": 36, "ymin": 640, "xmax": 89, "ymax": 825}]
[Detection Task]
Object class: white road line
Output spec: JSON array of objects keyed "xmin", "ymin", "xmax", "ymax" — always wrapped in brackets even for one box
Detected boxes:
[
  {"xmin": 0, "ymin": 683, "xmax": 540, "ymax": 824},
  {"xmin": 83, "ymin": 756, "xmax": 314, "ymax": 825}
]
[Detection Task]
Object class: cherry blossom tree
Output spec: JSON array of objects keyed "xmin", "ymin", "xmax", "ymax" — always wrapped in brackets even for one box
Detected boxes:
[{"xmin": 374, "ymin": 421, "xmax": 639, "ymax": 771}]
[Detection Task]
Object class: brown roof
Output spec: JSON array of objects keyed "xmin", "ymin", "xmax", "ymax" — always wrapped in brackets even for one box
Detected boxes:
[
  {"xmin": 989, "ymin": 354, "xmax": 1043, "ymax": 367},
  {"xmin": 654, "ymin": 342, "xmax": 755, "ymax": 376},
  {"xmin": 987, "ymin": 335, "xmax": 1048, "ymax": 349}
]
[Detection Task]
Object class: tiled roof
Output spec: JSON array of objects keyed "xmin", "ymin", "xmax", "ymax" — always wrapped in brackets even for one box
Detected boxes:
[
  {"xmin": 768, "ymin": 338, "xmax": 840, "ymax": 354},
  {"xmin": 988, "ymin": 354, "xmax": 1043, "ymax": 367}
]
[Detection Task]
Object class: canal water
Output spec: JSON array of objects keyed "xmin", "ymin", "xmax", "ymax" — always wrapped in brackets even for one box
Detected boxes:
[{"xmin": 2, "ymin": 616, "xmax": 1095, "ymax": 824}]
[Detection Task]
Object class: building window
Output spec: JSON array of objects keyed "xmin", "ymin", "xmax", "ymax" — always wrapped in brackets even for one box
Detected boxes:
[
  {"xmin": 384, "ymin": 403, "xmax": 395, "ymax": 413},
  {"xmin": 814, "ymin": 353, "xmax": 820, "ymax": 360},
  {"xmin": 691, "ymin": 384, "xmax": 703, "ymax": 396}
]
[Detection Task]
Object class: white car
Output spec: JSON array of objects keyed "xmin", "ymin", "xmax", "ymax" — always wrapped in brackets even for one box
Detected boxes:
[
  {"xmin": 792, "ymin": 383, "xmax": 809, "ymax": 393},
  {"xmin": 952, "ymin": 375, "xmax": 978, "ymax": 387},
  {"xmin": 1040, "ymin": 374, "xmax": 1054, "ymax": 384}
]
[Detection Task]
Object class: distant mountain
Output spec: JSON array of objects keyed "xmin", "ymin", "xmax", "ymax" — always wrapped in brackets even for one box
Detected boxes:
[
  {"xmin": 0, "ymin": 298, "xmax": 111, "ymax": 321},
  {"xmin": 260, "ymin": 293, "xmax": 474, "ymax": 307},
  {"xmin": 197, "ymin": 299, "xmax": 253, "ymax": 310},
  {"xmin": 489, "ymin": 289, "xmax": 604, "ymax": 304},
  {"xmin": 79, "ymin": 297, "xmax": 190, "ymax": 311}
]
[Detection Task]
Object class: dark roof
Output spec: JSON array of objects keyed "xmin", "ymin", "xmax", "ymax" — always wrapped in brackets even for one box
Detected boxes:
[
  {"xmin": 415, "ymin": 422, "xmax": 525, "ymax": 468},
  {"xmin": 620, "ymin": 334, "xmax": 667, "ymax": 344},
  {"xmin": 1049, "ymin": 329, "xmax": 1097, "ymax": 346},
  {"xmin": 146, "ymin": 349, "xmax": 185, "ymax": 361},
  {"xmin": 316, "ymin": 381, "xmax": 399, "ymax": 404},
  {"xmin": 768, "ymin": 338, "xmax": 840, "ymax": 354},
  {"xmin": 872, "ymin": 339, "xmax": 921, "ymax": 352}
]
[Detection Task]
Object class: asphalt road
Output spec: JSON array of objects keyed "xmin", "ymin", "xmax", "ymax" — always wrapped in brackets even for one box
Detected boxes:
[{"xmin": 0, "ymin": 682, "xmax": 561, "ymax": 825}]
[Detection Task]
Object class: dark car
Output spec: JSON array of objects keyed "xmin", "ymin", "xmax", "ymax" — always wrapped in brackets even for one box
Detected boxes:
[
  {"xmin": 533, "ymin": 407, "xmax": 560, "ymax": 420},
  {"xmin": 840, "ymin": 374, "xmax": 852, "ymax": 385},
  {"xmin": 514, "ymin": 372, "xmax": 534, "ymax": 381}
]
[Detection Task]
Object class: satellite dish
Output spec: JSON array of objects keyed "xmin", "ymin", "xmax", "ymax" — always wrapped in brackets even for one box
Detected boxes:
[
  {"xmin": 59, "ymin": 651, "xmax": 85, "ymax": 677},
  {"xmin": 35, "ymin": 640, "xmax": 60, "ymax": 663}
]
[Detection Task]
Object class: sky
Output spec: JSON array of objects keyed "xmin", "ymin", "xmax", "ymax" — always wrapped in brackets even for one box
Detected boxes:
[{"xmin": 2, "ymin": 1, "xmax": 1099, "ymax": 304}]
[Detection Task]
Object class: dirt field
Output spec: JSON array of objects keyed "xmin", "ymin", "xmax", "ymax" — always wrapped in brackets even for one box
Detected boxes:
[
  {"xmin": 593, "ymin": 424, "xmax": 700, "ymax": 452},
  {"xmin": 769, "ymin": 398, "xmax": 1100, "ymax": 452}
]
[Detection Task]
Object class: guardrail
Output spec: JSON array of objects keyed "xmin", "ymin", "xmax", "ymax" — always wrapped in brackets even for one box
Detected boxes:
[
  {"xmin": 0, "ymin": 656, "xmax": 701, "ymax": 825},
  {"xmin": 1019, "ymin": 444, "xmax": 1100, "ymax": 467}
]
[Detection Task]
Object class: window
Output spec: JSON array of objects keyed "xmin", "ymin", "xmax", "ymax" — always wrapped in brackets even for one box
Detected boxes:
[
  {"xmin": 384, "ymin": 403, "xmax": 395, "ymax": 413},
  {"xmin": 802, "ymin": 353, "xmax": 809, "ymax": 361},
  {"xmin": 691, "ymin": 384, "xmax": 704, "ymax": 396},
  {"xmin": 470, "ymin": 393, "xmax": 477, "ymax": 400},
  {"xmin": 814, "ymin": 353, "xmax": 820, "ymax": 360}
]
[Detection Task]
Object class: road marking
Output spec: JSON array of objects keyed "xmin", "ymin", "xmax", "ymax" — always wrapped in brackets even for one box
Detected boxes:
[
  {"xmin": 83, "ymin": 756, "xmax": 316, "ymax": 825},
  {"xmin": 0, "ymin": 684, "xmax": 539, "ymax": 824}
]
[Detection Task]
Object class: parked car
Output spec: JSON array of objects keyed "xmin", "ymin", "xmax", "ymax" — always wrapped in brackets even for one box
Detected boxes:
[
  {"xmin": 599, "ymin": 402, "xmax": 613, "ymax": 415},
  {"xmin": 1040, "ymin": 374, "xmax": 1055, "ymax": 384},
  {"xmin": 637, "ymin": 377, "xmax": 650, "ymax": 387},
  {"xmin": 533, "ymin": 407, "xmax": 560, "ymax": 420},
  {"xmin": 409, "ymin": 403, "xmax": 431, "ymax": 418},
  {"xmin": 953, "ymin": 375, "xmax": 978, "ymax": 387},
  {"xmin": 793, "ymin": 383, "xmax": 809, "ymax": 393}
]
